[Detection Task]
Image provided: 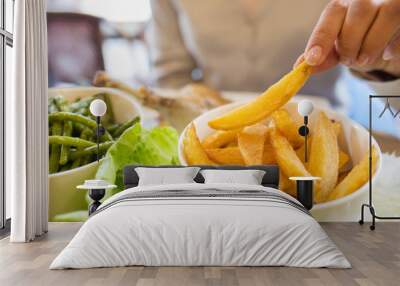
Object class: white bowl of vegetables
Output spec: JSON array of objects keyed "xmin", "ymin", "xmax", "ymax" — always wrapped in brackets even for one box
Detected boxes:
[{"xmin": 48, "ymin": 87, "xmax": 143, "ymax": 220}]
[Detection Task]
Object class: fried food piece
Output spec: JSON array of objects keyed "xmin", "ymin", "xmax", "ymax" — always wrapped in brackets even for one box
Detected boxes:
[
  {"xmin": 295, "ymin": 137, "xmax": 312, "ymax": 164},
  {"xmin": 328, "ymin": 147, "xmax": 379, "ymax": 201},
  {"xmin": 183, "ymin": 123, "xmax": 215, "ymax": 165},
  {"xmin": 308, "ymin": 112, "xmax": 339, "ymax": 203},
  {"xmin": 202, "ymin": 130, "xmax": 239, "ymax": 149},
  {"xmin": 339, "ymin": 150, "xmax": 350, "ymax": 172},
  {"xmin": 262, "ymin": 143, "xmax": 276, "ymax": 164},
  {"xmin": 93, "ymin": 71, "xmax": 229, "ymax": 132},
  {"xmin": 238, "ymin": 123, "xmax": 269, "ymax": 165},
  {"xmin": 272, "ymin": 109, "xmax": 304, "ymax": 148},
  {"xmin": 279, "ymin": 172, "xmax": 296, "ymax": 197},
  {"xmin": 333, "ymin": 121, "xmax": 342, "ymax": 137},
  {"xmin": 205, "ymin": 147, "xmax": 244, "ymax": 165},
  {"xmin": 270, "ymin": 127, "xmax": 311, "ymax": 178},
  {"xmin": 208, "ymin": 62, "xmax": 312, "ymax": 130},
  {"xmin": 180, "ymin": 83, "xmax": 229, "ymax": 107}
]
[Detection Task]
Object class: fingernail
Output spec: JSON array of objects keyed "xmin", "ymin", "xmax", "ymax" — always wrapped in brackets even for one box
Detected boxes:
[
  {"xmin": 357, "ymin": 54, "xmax": 370, "ymax": 66},
  {"xmin": 305, "ymin": 46, "xmax": 322, "ymax": 66},
  {"xmin": 383, "ymin": 48, "xmax": 393, "ymax": 61}
]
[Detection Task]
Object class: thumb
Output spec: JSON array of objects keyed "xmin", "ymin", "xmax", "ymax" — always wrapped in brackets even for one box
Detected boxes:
[{"xmin": 304, "ymin": 0, "xmax": 347, "ymax": 66}]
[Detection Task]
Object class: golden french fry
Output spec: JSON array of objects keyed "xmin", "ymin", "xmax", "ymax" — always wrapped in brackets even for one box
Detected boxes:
[
  {"xmin": 339, "ymin": 150, "xmax": 350, "ymax": 172},
  {"xmin": 309, "ymin": 112, "xmax": 339, "ymax": 203},
  {"xmin": 262, "ymin": 143, "xmax": 276, "ymax": 164},
  {"xmin": 183, "ymin": 123, "xmax": 215, "ymax": 165},
  {"xmin": 279, "ymin": 172, "xmax": 296, "ymax": 197},
  {"xmin": 296, "ymin": 137, "xmax": 348, "ymax": 171},
  {"xmin": 333, "ymin": 121, "xmax": 341, "ymax": 137},
  {"xmin": 238, "ymin": 123, "xmax": 269, "ymax": 165},
  {"xmin": 208, "ymin": 62, "xmax": 312, "ymax": 130},
  {"xmin": 270, "ymin": 127, "xmax": 311, "ymax": 178},
  {"xmin": 328, "ymin": 147, "xmax": 379, "ymax": 201},
  {"xmin": 295, "ymin": 137, "xmax": 312, "ymax": 163},
  {"xmin": 272, "ymin": 109, "xmax": 304, "ymax": 148},
  {"xmin": 205, "ymin": 147, "xmax": 244, "ymax": 165},
  {"xmin": 337, "ymin": 171, "xmax": 349, "ymax": 184},
  {"xmin": 202, "ymin": 130, "xmax": 239, "ymax": 149}
]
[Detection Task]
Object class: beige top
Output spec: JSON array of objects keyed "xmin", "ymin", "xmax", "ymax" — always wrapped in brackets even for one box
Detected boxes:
[{"xmin": 146, "ymin": 0, "xmax": 400, "ymax": 103}]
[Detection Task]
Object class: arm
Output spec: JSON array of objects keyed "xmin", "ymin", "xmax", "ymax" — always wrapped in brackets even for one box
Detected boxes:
[{"xmin": 146, "ymin": 0, "xmax": 197, "ymax": 88}]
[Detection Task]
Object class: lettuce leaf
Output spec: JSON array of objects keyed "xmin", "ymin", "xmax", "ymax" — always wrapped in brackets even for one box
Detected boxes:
[
  {"xmin": 52, "ymin": 210, "xmax": 88, "ymax": 222},
  {"xmin": 95, "ymin": 123, "xmax": 179, "ymax": 196}
]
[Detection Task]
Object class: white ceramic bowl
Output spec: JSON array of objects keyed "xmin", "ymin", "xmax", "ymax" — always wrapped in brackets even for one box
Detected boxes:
[
  {"xmin": 178, "ymin": 99, "xmax": 382, "ymax": 221},
  {"xmin": 48, "ymin": 87, "xmax": 143, "ymax": 220}
]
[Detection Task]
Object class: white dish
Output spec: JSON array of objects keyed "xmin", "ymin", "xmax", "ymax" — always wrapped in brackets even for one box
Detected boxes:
[
  {"xmin": 48, "ymin": 86, "xmax": 143, "ymax": 220},
  {"xmin": 178, "ymin": 99, "xmax": 382, "ymax": 221}
]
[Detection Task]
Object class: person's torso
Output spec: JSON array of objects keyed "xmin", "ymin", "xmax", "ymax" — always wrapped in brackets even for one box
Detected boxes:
[{"xmin": 172, "ymin": 0, "xmax": 340, "ymax": 100}]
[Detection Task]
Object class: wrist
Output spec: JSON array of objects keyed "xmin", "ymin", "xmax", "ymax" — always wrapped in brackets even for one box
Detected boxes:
[{"xmin": 351, "ymin": 69, "xmax": 400, "ymax": 82}]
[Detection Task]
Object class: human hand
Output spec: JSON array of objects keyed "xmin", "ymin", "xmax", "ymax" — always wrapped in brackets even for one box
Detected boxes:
[{"xmin": 296, "ymin": 0, "xmax": 400, "ymax": 77}]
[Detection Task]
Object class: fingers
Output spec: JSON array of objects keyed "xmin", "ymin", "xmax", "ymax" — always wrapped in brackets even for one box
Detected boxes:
[
  {"xmin": 295, "ymin": 49, "xmax": 340, "ymax": 73},
  {"xmin": 304, "ymin": 0, "xmax": 347, "ymax": 66},
  {"xmin": 337, "ymin": 0, "xmax": 379, "ymax": 65},
  {"xmin": 384, "ymin": 30, "xmax": 400, "ymax": 60},
  {"xmin": 358, "ymin": 2, "xmax": 400, "ymax": 65}
]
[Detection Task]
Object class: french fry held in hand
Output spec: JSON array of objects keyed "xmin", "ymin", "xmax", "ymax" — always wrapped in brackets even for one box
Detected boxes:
[
  {"xmin": 309, "ymin": 112, "xmax": 339, "ymax": 203},
  {"xmin": 183, "ymin": 123, "xmax": 215, "ymax": 165},
  {"xmin": 272, "ymin": 109, "xmax": 304, "ymax": 148},
  {"xmin": 238, "ymin": 124, "xmax": 269, "ymax": 165},
  {"xmin": 205, "ymin": 147, "xmax": 244, "ymax": 165},
  {"xmin": 208, "ymin": 61, "xmax": 312, "ymax": 130},
  {"xmin": 202, "ymin": 129, "xmax": 239, "ymax": 149},
  {"xmin": 270, "ymin": 127, "xmax": 311, "ymax": 178},
  {"xmin": 328, "ymin": 147, "xmax": 379, "ymax": 201}
]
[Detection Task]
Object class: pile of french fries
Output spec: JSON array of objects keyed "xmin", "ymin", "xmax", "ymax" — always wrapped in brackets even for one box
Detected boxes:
[{"xmin": 183, "ymin": 62, "xmax": 379, "ymax": 203}]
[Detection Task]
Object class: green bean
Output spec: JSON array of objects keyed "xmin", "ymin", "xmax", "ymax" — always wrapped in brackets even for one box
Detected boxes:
[
  {"xmin": 60, "ymin": 163, "xmax": 72, "ymax": 172},
  {"xmin": 73, "ymin": 123, "xmax": 93, "ymax": 138},
  {"xmin": 69, "ymin": 141, "xmax": 113, "ymax": 161},
  {"xmin": 49, "ymin": 112, "xmax": 97, "ymax": 129},
  {"xmin": 49, "ymin": 122, "xmax": 63, "ymax": 174},
  {"xmin": 80, "ymin": 128, "xmax": 93, "ymax": 166},
  {"xmin": 101, "ymin": 130, "xmax": 113, "ymax": 142},
  {"xmin": 48, "ymin": 98, "xmax": 59, "ymax": 114},
  {"xmin": 106, "ymin": 123, "xmax": 120, "ymax": 134},
  {"xmin": 112, "ymin": 117, "xmax": 140, "ymax": 138},
  {"xmin": 54, "ymin": 95, "xmax": 70, "ymax": 112},
  {"xmin": 70, "ymin": 128, "xmax": 94, "ymax": 168},
  {"xmin": 59, "ymin": 121, "xmax": 73, "ymax": 165},
  {"xmin": 96, "ymin": 93, "xmax": 114, "ymax": 126},
  {"xmin": 69, "ymin": 96, "xmax": 93, "ymax": 112},
  {"xmin": 70, "ymin": 158, "xmax": 82, "ymax": 169},
  {"xmin": 49, "ymin": 136, "xmax": 96, "ymax": 148},
  {"xmin": 56, "ymin": 94, "xmax": 73, "ymax": 166}
]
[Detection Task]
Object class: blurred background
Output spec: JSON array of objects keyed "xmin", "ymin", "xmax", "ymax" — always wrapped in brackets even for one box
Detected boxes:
[
  {"xmin": 46, "ymin": 0, "xmax": 400, "ymax": 137},
  {"xmin": 47, "ymin": 0, "xmax": 152, "ymax": 87}
]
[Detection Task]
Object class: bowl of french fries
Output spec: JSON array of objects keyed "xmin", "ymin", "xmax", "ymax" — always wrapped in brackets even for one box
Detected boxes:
[
  {"xmin": 179, "ymin": 62, "xmax": 381, "ymax": 221},
  {"xmin": 48, "ymin": 87, "xmax": 143, "ymax": 219}
]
